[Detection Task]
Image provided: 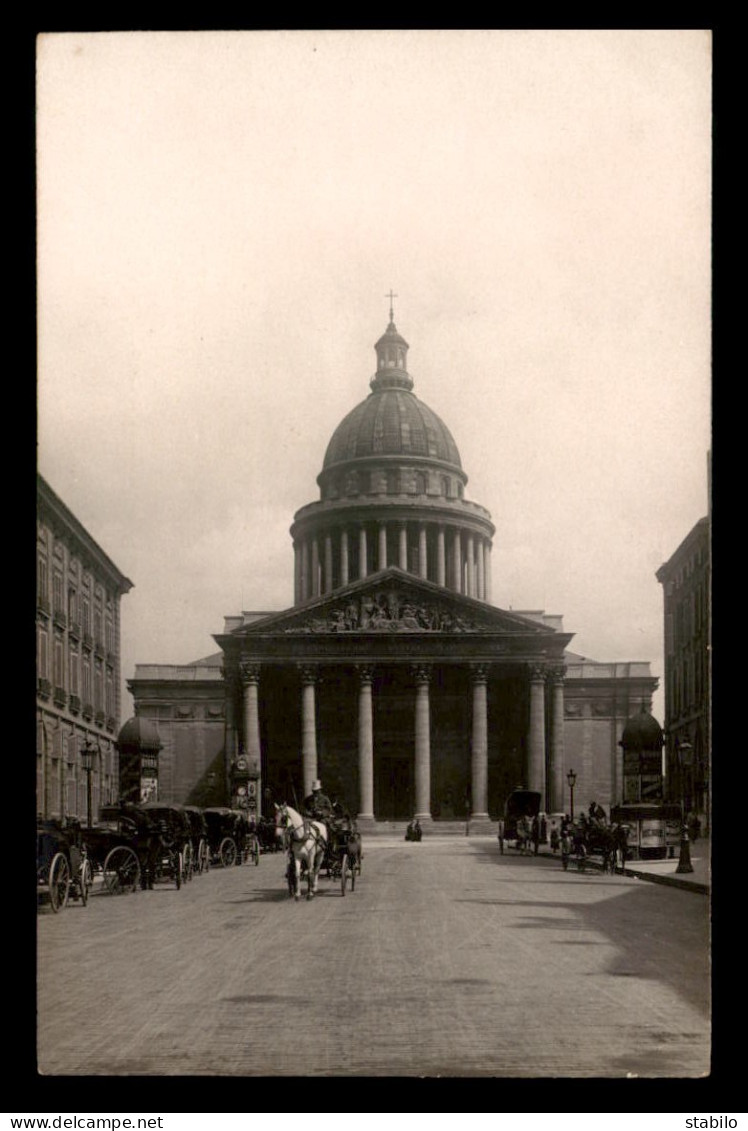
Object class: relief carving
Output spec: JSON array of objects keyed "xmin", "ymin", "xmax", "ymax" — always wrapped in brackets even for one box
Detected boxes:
[{"xmin": 284, "ymin": 589, "xmax": 482, "ymax": 634}]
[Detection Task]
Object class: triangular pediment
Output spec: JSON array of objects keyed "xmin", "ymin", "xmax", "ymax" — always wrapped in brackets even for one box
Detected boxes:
[{"xmin": 232, "ymin": 568, "xmax": 564, "ymax": 639}]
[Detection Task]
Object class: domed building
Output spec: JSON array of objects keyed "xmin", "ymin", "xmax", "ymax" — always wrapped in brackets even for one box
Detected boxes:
[{"xmin": 128, "ymin": 309, "xmax": 659, "ymax": 829}]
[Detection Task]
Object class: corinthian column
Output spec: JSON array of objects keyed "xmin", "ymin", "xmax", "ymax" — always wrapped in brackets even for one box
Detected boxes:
[
  {"xmin": 399, "ymin": 522, "xmax": 408, "ymax": 571},
  {"xmin": 240, "ymin": 662, "xmax": 262, "ymax": 774},
  {"xmin": 452, "ymin": 530, "xmax": 462, "ymax": 593},
  {"xmin": 470, "ymin": 664, "xmax": 490, "ymax": 823},
  {"xmin": 411, "ymin": 665, "xmax": 432, "ymax": 823},
  {"xmin": 340, "ymin": 529, "xmax": 349, "ymax": 586},
  {"xmin": 549, "ymin": 664, "xmax": 566, "ymax": 812},
  {"xmin": 298, "ymin": 665, "xmax": 318, "ymax": 797},
  {"xmin": 418, "ymin": 523, "xmax": 428, "ymax": 579},
  {"xmin": 294, "ymin": 542, "xmax": 301, "ymax": 605},
  {"xmin": 324, "ymin": 534, "xmax": 333, "ymax": 594},
  {"xmin": 359, "ymin": 526, "xmax": 368, "ymax": 580},
  {"xmin": 357, "ymin": 665, "xmax": 375, "ymax": 824},
  {"xmin": 527, "ymin": 664, "xmax": 547, "ymax": 796},
  {"xmin": 437, "ymin": 525, "xmax": 446, "ymax": 587},
  {"xmin": 311, "ymin": 538, "xmax": 320, "ymax": 597},
  {"xmin": 466, "ymin": 535, "xmax": 475, "ymax": 597},
  {"xmin": 378, "ymin": 523, "xmax": 387, "ymax": 571}
]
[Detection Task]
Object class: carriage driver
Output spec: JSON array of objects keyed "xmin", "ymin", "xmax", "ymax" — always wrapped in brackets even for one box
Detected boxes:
[{"xmin": 303, "ymin": 779, "xmax": 333, "ymax": 822}]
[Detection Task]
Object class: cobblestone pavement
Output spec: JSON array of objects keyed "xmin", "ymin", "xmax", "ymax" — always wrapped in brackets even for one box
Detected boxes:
[{"xmin": 37, "ymin": 838, "xmax": 710, "ymax": 1077}]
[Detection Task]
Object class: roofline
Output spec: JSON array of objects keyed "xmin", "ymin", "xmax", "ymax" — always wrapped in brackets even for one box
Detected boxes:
[
  {"xmin": 655, "ymin": 515, "xmax": 710, "ymax": 581},
  {"xmin": 37, "ymin": 474, "xmax": 134, "ymax": 593}
]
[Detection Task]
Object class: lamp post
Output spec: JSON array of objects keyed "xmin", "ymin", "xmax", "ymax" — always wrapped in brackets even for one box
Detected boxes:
[
  {"xmin": 566, "ymin": 768, "xmax": 577, "ymax": 821},
  {"xmin": 80, "ymin": 738, "xmax": 97, "ymax": 828},
  {"xmin": 676, "ymin": 740, "xmax": 694, "ymax": 874}
]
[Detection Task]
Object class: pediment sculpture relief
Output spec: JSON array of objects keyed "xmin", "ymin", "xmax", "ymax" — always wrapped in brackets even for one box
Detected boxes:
[{"xmin": 284, "ymin": 589, "xmax": 484, "ymax": 634}]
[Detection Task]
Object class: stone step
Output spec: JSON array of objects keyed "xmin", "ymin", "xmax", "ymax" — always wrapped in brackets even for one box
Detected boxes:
[{"xmin": 361, "ymin": 820, "xmax": 499, "ymax": 837}]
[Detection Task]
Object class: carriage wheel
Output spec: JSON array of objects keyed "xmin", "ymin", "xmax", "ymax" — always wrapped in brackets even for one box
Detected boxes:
[
  {"xmin": 79, "ymin": 857, "xmax": 93, "ymax": 906},
  {"xmin": 250, "ymin": 835, "xmax": 260, "ymax": 866},
  {"xmin": 197, "ymin": 839, "xmax": 209, "ymax": 874},
  {"xmin": 48, "ymin": 852, "xmax": 71, "ymax": 913},
  {"xmin": 340, "ymin": 854, "xmax": 350, "ymax": 896},
  {"xmin": 182, "ymin": 842, "xmax": 193, "ymax": 881},
  {"xmin": 220, "ymin": 837, "xmax": 237, "ymax": 868},
  {"xmin": 174, "ymin": 851, "xmax": 182, "ymax": 890},
  {"xmin": 103, "ymin": 846, "xmax": 140, "ymax": 894}
]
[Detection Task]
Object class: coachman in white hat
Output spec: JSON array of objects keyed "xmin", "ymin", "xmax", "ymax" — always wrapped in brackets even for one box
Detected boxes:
[{"xmin": 303, "ymin": 779, "xmax": 333, "ymax": 821}]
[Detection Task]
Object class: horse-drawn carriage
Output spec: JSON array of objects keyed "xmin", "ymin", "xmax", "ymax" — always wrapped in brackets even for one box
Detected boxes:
[
  {"xmin": 83, "ymin": 802, "xmax": 184, "ymax": 893},
  {"xmin": 138, "ymin": 802, "xmax": 190, "ymax": 887},
  {"xmin": 560, "ymin": 816, "xmax": 627, "ymax": 874},
  {"xmin": 183, "ymin": 805, "xmax": 210, "ymax": 875},
  {"xmin": 255, "ymin": 814, "xmax": 283, "ymax": 854},
  {"xmin": 275, "ymin": 803, "xmax": 363, "ymax": 900},
  {"xmin": 203, "ymin": 807, "xmax": 247, "ymax": 868},
  {"xmin": 37, "ymin": 816, "xmax": 92, "ymax": 912},
  {"xmin": 323, "ymin": 816, "xmax": 363, "ymax": 895},
  {"xmin": 497, "ymin": 790, "xmax": 542, "ymax": 854}
]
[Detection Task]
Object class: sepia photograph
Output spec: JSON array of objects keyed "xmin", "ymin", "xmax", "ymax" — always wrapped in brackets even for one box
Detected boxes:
[{"xmin": 35, "ymin": 29, "xmax": 711, "ymax": 1080}]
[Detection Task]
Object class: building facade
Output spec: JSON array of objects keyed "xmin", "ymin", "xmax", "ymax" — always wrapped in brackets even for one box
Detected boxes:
[
  {"xmin": 128, "ymin": 313, "xmax": 658, "ymax": 826},
  {"xmin": 36, "ymin": 474, "xmax": 134, "ymax": 822},
  {"xmin": 656, "ymin": 515, "xmax": 711, "ymax": 828}
]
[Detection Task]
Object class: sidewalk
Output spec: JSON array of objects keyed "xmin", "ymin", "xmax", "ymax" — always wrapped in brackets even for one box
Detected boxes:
[{"xmin": 620, "ymin": 837, "xmax": 710, "ymax": 894}]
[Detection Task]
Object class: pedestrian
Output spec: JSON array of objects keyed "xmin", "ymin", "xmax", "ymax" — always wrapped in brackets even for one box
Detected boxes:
[{"xmin": 531, "ymin": 814, "xmax": 540, "ymax": 855}]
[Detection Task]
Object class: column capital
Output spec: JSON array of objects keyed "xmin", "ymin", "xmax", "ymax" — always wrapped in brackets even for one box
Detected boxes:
[
  {"xmin": 548, "ymin": 662, "xmax": 567, "ymax": 684},
  {"xmin": 297, "ymin": 663, "xmax": 319, "ymax": 685},
  {"xmin": 356, "ymin": 664, "xmax": 375, "ymax": 685},
  {"xmin": 410, "ymin": 663, "xmax": 432, "ymax": 685},
  {"xmin": 528, "ymin": 662, "xmax": 547, "ymax": 683},
  {"xmin": 239, "ymin": 661, "xmax": 261, "ymax": 685},
  {"xmin": 469, "ymin": 662, "xmax": 490, "ymax": 684}
]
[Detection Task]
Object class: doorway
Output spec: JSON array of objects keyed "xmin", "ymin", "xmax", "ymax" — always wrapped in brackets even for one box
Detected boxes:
[{"xmin": 376, "ymin": 756, "xmax": 413, "ymax": 819}]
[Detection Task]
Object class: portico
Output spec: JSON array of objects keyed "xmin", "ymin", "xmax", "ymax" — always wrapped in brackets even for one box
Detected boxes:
[{"xmin": 216, "ymin": 568, "xmax": 572, "ymax": 829}]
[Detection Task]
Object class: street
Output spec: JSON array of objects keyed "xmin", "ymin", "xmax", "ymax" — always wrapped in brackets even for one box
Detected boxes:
[{"xmin": 37, "ymin": 837, "xmax": 710, "ymax": 1077}]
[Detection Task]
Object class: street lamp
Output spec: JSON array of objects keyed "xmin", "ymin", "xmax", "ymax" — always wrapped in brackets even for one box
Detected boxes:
[
  {"xmin": 566, "ymin": 768, "xmax": 577, "ymax": 821},
  {"xmin": 80, "ymin": 738, "xmax": 97, "ymax": 828},
  {"xmin": 676, "ymin": 740, "xmax": 694, "ymax": 874}
]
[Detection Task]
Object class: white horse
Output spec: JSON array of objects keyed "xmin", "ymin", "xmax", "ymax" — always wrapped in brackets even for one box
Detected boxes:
[{"xmin": 275, "ymin": 803, "xmax": 328, "ymax": 901}]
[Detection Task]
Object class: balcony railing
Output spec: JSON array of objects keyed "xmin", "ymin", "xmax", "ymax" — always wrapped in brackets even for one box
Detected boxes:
[
  {"xmin": 53, "ymin": 608, "xmax": 67, "ymax": 630},
  {"xmin": 82, "ymin": 632, "xmax": 93, "ymax": 648},
  {"xmin": 106, "ymin": 715, "xmax": 116, "ymax": 732},
  {"xmin": 82, "ymin": 702, "xmax": 94, "ymax": 720},
  {"xmin": 68, "ymin": 620, "xmax": 81, "ymax": 639},
  {"xmin": 53, "ymin": 686, "xmax": 67, "ymax": 707},
  {"xmin": 95, "ymin": 710, "xmax": 105, "ymax": 727},
  {"xmin": 37, "ymin": 677, "xmax": 52, "ymax": 699},
  {"xmin": 37, "ymin": 597, "xmax": 51, "ymax": 616},
  {"xmin": 69, "ymin": 694, "xmax": 81, "ymax": 715}
]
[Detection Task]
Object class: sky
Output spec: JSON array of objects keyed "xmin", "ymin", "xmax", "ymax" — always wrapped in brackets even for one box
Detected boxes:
[{"xmin": 36, "ymin": 30, "xmax": 712, "ymax": 725}]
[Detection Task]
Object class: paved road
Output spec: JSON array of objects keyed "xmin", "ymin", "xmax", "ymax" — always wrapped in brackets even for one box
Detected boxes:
[{"xmin": 37, "ymin": 838, "xmax": 710, "ymax": 1077}]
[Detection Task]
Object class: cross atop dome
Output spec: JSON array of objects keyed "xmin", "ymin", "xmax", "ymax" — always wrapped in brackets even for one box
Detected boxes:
[{"xmin": 371, "ymin": 303, "xmax": 412, "ymax": 392}]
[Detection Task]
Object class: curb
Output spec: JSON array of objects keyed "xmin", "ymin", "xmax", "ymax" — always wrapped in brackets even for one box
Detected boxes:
[{"xmin": 619, "ymin": 865, "xmax": 709, "ymax": 895}]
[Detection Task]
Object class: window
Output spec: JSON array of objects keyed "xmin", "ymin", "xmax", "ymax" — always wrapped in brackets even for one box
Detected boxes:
[
  {"xmin": 38, "ymin": 626, "xmax": 48, "ymax": 679},
  {"xmin": 53, "ymin": 571, "xmax": 63, "ymax": 613},
  {"xmin": 37, "ymin": 556, "xmax": 49, "ymax": 605},
  {"xmin": 54, "ymin": 637, "xmax": 64, "ymax": 688},
  {"xmin": 69, "ymin": 644, "xmax": 79, "ymax": 696}
]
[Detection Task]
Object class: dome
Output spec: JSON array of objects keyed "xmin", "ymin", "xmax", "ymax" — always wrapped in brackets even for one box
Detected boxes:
[
  {"xmin": 620, "ymin": 706, "xmax": 664, "ymax": 750},
  {"xmin": 117, "ymin": 716, "xmax": 162, "ymax": 750},
  {"xmin": 322, "ymin": 316, "xmax": 462, "ymax": 473},
  {"xmin": 322, "ymin": 388, "xmax": 463, "ymax": 471}
]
